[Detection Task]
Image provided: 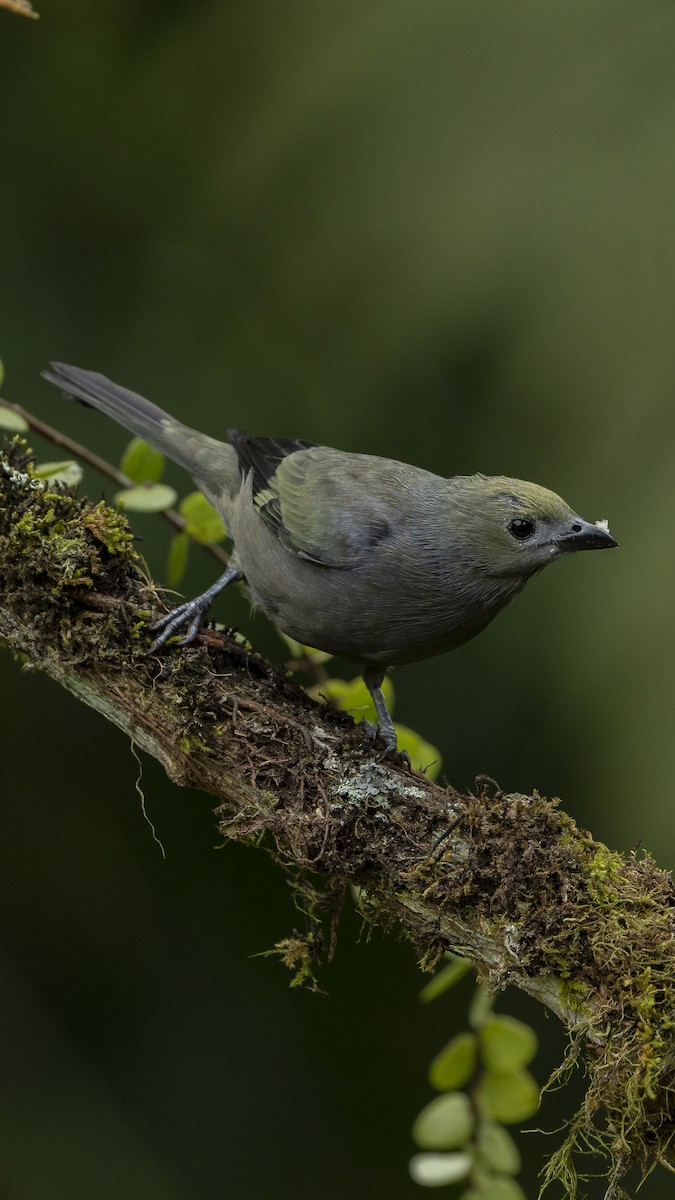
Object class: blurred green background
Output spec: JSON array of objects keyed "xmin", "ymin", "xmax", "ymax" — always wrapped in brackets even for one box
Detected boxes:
[{"xmin": 1, "ymin": 1, "xmax": 674, "ymax": 1196}]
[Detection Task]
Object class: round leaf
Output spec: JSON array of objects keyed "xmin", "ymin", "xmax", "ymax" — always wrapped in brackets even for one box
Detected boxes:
[
  {"xmin": 114, "ymin": 483, "xmax": 177, "ymax": 512},
  {"xmin": 462, "ymin": 1176, "xmax": 526, "ymax": 1200},
  {"xmin": 475, "ymin": 1120, "xmax": 521, "ymax": 1174},
  {"xmin": 278, "ymin": 631, "xmax": 333, "ymax": 665},
  {"xmin": 480, "ymin": 1016, "xmax": 537, "ymax": 1071},
  {"xmin": 119, "ymin": 437, "xmax": 165, "ymax": 484},
  {"xmin": 308, "ymin": 674, "xmax": 395, "ymax": 726},
  {"xmin": 428, "ymin": 1032, "xmax": 477, "ymax": 1092},
  {"xmin": 476, "ymin": 1069, "xmax": 539, "ymax": 1124},
  {"xmin": 409, "ymin": 1152, "xmax": 472, "ymax": 1187},
  {"xmin": 34, "ymin": 459, "xmax": 83, "ymax": 487},
  {"xmin": 0, "ymin": 405, "xmax": 28, "ymax": 432},
  {"xmin": 413, "ymin": 1092, "xmax": 474, "ymax": 1150},
  {"xmin": 179, "ymin": 490, "xmax": 227, "ymax": 543}
]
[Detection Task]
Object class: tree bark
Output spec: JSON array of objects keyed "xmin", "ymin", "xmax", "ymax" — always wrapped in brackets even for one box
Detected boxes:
[{"xmin": 1, "ymin": 438, "xmax": 674, "ymax": 1193}]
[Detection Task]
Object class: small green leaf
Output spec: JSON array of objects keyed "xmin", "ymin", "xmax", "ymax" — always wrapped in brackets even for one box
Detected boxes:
[
  {"xmin": 428, "ymin": 1032, "xmax": 477, "ymax": 1092},
  {"xmin": 114, "ymin": 483, "xmax": 177, "ymax": 512},
  {"xmin": 476, "ymin": 1068, "xmax": 539, "ymax": 1124},
  {"xmin": 420, "ymin": 955, "xmax": 473, "ymax": 1004},
  {"xmin": 34, "ymin": 459, "xmax": 83, "ymax": 487},
  {"xmin": 278, "ymin": 631, "xmax": 333, "ymax": 665},
  {"xmin": 394, "ymin": 723, "xmax": 442, "ymax": 778},
  {"xmin": 461, "ymin": 1176, "xmax": 526, "ymax": 1200},
  {"xmin": 308, "ymin": 674, "xmax": 395, "ymax": 726},
  {"xmin": 409, "ymin": 1152, "xmax": 472, "ymax": 1187},
  {"xmin": 468, "ymin": 985, "xmax": 495, "ymax": 1030},
  {"xmin": 119, "ymin": 437, "xmax": 165, "ymax": 484},
  {"xmin": 490, "ymin": 1178, "xmax": 527, "ymax": 1200},
  {"xmin": 413, "ymin": 1092, "xmax": 474, "ymax": 1150},
  {"xmin": 0, "ymin": 359, "xmax": 5, "ymax": 388},
  {"xmin": 167, "ymin": 531, "xmax": 190, "ymax": 588},
  {"xmin": 179, "ymin": 490, "xmax": 227, "ymax": 543},
  {"xmin": 0, "ymin": 405, "xmax": 28, "ymax": 432},
  {"xmin": 475, "ymin": 1120, "xmax": 521, "ymax": 1174},
  {"xmin": 480, "ymin": 1016, "xmax": 537, "ymax": 1072}
]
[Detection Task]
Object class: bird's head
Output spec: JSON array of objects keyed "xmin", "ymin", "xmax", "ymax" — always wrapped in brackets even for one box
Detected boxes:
[{"xmin": 447, "ymin": 475, "xmax": 617, "ymax": 579}]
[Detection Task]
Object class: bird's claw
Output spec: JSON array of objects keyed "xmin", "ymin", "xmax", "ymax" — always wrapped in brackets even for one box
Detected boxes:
[
  {"xmin": 361, "ymin": 718, "xmax": 385, "ymax": 745},
  {"xmin": 361, "ymin": 720, "xmax": 411, "ymax": 769},
  {"xmin": 388, "ymin": 746, "xmax": 412, "ymax": 770},
  {"xmin": 146, "ymin": 598, "xmax": 212, "ymax": 655}
]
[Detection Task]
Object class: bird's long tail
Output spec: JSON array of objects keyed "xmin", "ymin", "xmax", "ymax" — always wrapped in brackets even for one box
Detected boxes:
[{"xmin": 42, "ymin": 362, "xmax": 239, "ymax": 500}]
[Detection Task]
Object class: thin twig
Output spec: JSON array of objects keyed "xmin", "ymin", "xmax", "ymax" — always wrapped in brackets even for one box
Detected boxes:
[{"xmin": 0, "ymin": 398, "xmax": 231, "ymax": 569}]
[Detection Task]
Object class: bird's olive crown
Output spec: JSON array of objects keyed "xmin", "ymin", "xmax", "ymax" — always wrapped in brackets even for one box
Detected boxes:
[
  {"xmin": 496, "ymin": 484, "xmax": 572, "ymax": 546},
  {"xmin": 447, "ymin": 475, "xmax": 581, "ymax": 576}
]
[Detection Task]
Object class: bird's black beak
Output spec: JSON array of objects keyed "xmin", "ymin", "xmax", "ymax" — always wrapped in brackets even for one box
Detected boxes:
[{"xmin": 556, "ymin": 518, "xmax": 618, "ymax": 553}]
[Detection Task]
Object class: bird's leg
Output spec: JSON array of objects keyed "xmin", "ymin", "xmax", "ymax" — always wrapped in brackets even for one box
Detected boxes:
[
  {"xmin": 362, "ymin": 665, "xmax": 398, "ymax": 751},
  {"xmin": 147, "ymin": 564, "xmax": 244, "ymax": 654}
]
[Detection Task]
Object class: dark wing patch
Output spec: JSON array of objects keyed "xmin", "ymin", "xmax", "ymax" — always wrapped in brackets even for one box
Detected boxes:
[
  {"xmin": 228, "ymin": 436, "xmax": 397, "ymax": 569},
  {"xmin": 227, "ymin": 430, "xmax": 317, "ymax": 494},
  {"xmin": 228, "ymin": 431, "xmax": 320, "ymax": 546}
]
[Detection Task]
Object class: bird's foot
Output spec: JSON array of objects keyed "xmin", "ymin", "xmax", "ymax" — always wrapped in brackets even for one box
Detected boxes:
[
  {"xmin": 361, "ymin": 720, "xmax": 411, "ymax": 769},
  {"xmin": 147, "ymin": 595, "xmax": 214, "ymax": 654},
  {"xmin": 146, "ymin": 564, "xmax": 243, "ymax": 655}
]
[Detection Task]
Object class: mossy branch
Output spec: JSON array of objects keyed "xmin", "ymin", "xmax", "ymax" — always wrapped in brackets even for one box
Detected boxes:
[{"xmin": 1, "ymin": 437, "xmax": 674, "ymax": 1193}]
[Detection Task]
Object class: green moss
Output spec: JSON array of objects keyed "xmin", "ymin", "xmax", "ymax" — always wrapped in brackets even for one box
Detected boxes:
[
  {"xmin": 1, "ymin": 448, "xmax": 136, "ymax": 594},
  {"xmin": 395, "ymin": 781, "xmax": 675, "ymax": 1194},
  {"xmin": 1, "ymin": 438, "xmax": 149, "ymax": 663},
  {"xmin": 269, "ymin": 934, "xmax": 322, "ymax": 990},
  {"xmin": 538, "ymin": 843, "xmax": 675, "ymax": 1191},
  {"xmin": 179, "ymin": 735, "xmax": 210, "ymax": 755},
  {"xmin": 588, "ymin": 844, "xmax": 626, "ymax": 900},
  {"xmin": 83, "ymin": 501, "xmax": 136, "ymax": 556},
  {"xmin": 556, "ymin": 976, "xmax": 592, "ymax": 1014}
]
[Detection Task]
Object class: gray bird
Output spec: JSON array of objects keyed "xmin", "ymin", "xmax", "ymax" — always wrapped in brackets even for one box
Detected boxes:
[{"xmin": 43, "ymin": 363, "xmax": 617, "ymax": 751}]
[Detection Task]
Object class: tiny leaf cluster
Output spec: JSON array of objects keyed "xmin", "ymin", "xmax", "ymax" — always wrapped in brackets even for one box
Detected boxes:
[{"xmin": 411, "ymin": 957, "xmax": 538, "ymax": 1198}]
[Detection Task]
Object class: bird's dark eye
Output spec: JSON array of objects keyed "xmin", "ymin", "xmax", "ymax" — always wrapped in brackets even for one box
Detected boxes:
[{"xmin": 508, "ymin": 518, "xmax": 536, "ymax": 541}]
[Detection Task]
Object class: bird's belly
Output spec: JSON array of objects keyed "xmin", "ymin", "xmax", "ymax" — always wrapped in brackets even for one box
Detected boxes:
[{"xmin": 239, "ymin": 538, "xmax": 520, "ymax": 666}]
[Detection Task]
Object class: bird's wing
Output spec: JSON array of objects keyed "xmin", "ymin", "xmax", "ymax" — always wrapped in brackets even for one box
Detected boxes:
[{"xmin": 228, "ymin": 432, "xmax": 394, "ymax": 568}]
